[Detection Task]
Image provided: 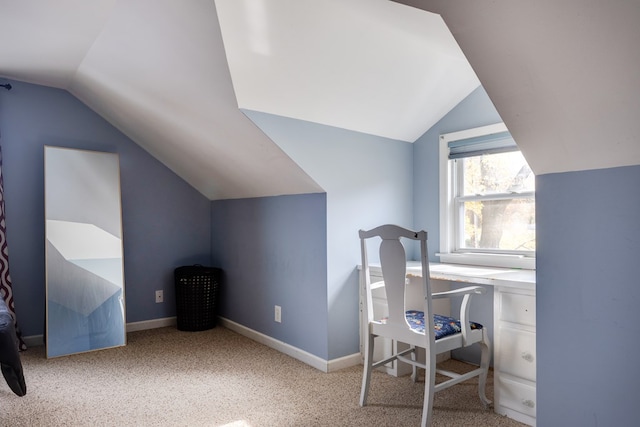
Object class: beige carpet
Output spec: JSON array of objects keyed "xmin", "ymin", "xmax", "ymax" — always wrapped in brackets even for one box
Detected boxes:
[{"xmin": 0, "ymin": 326, "xmax": 525, "ymax": 426}]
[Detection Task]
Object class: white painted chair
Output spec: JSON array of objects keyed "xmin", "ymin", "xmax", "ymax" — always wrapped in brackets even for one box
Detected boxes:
[{"xmin": 359, "ymin": 224, "xmax": 491, "ymax": 426}]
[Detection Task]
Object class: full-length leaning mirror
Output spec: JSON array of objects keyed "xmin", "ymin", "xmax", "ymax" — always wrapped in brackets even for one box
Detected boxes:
[{"xmin": 44, "ymin": 146, "xmax": 126, "ymax": 358}]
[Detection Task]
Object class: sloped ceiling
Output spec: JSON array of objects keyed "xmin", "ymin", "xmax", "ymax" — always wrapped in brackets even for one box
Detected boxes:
[
  {"xmin": 215, "ymin": 0, "xmax": 478, "ymax": 142},
  {"xmin": 0, "ymin": 0, "xmax": 478, "ymax": 200},
  {"xmin": 396, "ymin": 0, "xmax": 640, "ymax": 175}
]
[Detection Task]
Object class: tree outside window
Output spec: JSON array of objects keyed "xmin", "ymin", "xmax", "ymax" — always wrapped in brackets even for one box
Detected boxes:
[{"xmin": 457, "ymin": 150, "xmax": 535, "ymax": 253}]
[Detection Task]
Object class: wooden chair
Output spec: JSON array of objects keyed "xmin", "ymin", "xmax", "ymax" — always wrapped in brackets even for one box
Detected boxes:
[{"xmin": 359, "ymin": 224, "xmax": 491, "ymax": 426}]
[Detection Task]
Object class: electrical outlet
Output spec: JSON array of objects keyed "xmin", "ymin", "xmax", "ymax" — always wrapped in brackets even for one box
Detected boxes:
[
  {"xmin": 155, "ymin": 290, "xmax": 163, "ymax": 303},
  {"xmin": 274, "ymin": 305, "xmax": 282, "ymax": 323}
]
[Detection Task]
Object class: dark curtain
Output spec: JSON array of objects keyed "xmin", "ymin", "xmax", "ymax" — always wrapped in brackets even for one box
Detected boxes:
[{"xmin": 0, "ymin": 146, "xmax": 27, "ymax": 350}]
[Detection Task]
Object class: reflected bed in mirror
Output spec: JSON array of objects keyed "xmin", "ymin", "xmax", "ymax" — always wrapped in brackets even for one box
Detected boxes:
[{"xmin": 44, "ymin": 146, "xmax": 126, "ymax": 358}]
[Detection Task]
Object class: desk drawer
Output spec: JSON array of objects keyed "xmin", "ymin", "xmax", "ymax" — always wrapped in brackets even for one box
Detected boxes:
[
  {"xmin": 498, "ymin": 325, "xmax": 536, "ymax": 381},
  {"xmin": 499, "ymin": 291, "xmax": 535, "ymax": 326},
  {"xmin": 497, "ymin": 374, "xmax": 536, "ymax": 419}
]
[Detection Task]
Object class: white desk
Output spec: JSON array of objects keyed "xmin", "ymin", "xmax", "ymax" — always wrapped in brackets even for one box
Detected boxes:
[
  {"xmin": 402, "ymin": 260, "xmax": 535, "ymax": 290},
  {"xmin": 359, "ymin": 262, "xmax": 536, "ymax": 426}
]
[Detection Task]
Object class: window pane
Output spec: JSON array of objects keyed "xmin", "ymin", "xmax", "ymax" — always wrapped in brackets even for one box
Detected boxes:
[
  {"xmin": 462, "ymin": 151, "xmax": 534, "ymax": 196},
  {"xmin": 461, "ymin": 198, "xmax": 536, "ymax": 251}
]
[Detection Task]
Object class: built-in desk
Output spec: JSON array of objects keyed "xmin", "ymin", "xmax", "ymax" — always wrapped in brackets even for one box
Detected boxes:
[{"xmin": 359, "ymin": 262, "xmax": 536, "ymax": 426}]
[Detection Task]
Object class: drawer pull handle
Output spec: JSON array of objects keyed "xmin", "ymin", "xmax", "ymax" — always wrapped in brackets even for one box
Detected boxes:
[
  {"xmin": 522, "ymin": 399, "xmax": 535, "ymax": 408},
  {"xmin": 521, "ymin": 352, "xmax": 534, "ymax": 362}
]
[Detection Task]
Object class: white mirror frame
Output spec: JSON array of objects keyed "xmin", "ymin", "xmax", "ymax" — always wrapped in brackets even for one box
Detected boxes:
[{"xmin": 44, "ymin": 146, "xmax": 126, "ymax": 358}]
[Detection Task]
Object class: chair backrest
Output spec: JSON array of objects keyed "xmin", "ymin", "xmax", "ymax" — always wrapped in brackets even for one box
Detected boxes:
[{"xmin": 360, "ymin": 225, "xmax": 434, "ymax": 342}]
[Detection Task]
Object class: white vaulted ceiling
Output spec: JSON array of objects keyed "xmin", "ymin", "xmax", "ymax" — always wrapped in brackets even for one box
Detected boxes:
[
  {"xmin": 215, "ymin": 0, "xmax": 478, "ymax": 142},
  {"xmin": 0, "ymin": 0, "xmax": 478, "ymax": 200}
]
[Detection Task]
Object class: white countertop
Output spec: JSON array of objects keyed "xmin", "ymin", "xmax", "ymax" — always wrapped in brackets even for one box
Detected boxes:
[{"xmin": 366, "ymin": 261, "xmax": 535, "ymax": 291}]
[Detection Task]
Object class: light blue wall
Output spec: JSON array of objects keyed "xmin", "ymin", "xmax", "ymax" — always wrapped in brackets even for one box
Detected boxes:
[
  {"xmin": 211, "ymin": 194, "xmax": 327, "ymax": 357},
  {"xmin": 0, "ymin": 80, "xmax": 211, "ymax": 337},
  {"xmin": 413, "ymin": 86, "xmax": 503, "ymax": 261},
  {"xmin": 243, "ymin": 110, "xmax": 413, "ymax": 359},
  {"xmin": 536, "ymin": 165, "xmax": 640, "ymax": 426}
]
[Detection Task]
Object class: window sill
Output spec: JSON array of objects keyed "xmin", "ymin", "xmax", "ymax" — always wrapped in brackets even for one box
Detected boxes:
[{"xmin": 436, "ymin": 252, "xmax": 535, "ymax": 270}]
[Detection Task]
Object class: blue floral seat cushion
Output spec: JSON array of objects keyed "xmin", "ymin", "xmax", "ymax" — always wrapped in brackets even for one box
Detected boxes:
[{"xmin": 405, "ymin": 310, "xmax": 483, "ymax": 340}]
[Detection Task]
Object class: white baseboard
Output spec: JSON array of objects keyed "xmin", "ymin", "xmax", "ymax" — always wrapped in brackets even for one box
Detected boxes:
[
  {"xmin": 126, "ymin": 316, "xmax": 176, "ymax": 332},
  {"xmin": 327, "ymin": 351, "xmax": 362, "ymax": 372},
  {"xmin": 218, "ymin": 317, "xmax": 361, "ymax": 373},
  {"xmin": 23, "ymin": 334, "xmax": 44, "ymax": 348}
]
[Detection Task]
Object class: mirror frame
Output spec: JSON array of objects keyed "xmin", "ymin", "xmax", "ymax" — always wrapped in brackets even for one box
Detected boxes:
[{"xmin": 44, "ymin": 146, "xmax": 126, "ymax": 358}]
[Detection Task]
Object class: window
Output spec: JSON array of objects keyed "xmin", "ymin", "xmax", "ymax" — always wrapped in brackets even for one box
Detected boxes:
[{"xmin": 439, "ymin": 123, "xmax": 535, "ymax": 269}]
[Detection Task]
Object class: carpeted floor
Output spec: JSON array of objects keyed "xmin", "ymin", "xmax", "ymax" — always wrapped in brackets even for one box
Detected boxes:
[{"xmin": 0, "ymin": 326, "xmax": 526, "ymax": 426}]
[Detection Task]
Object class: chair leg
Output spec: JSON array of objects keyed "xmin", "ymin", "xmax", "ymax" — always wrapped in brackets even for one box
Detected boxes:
[
  {"xmin": 360, "ymin": 332, "xmax": 375, "ymax": 406},
  {"xmin": 421, "ymin": 351, "xmax": 436, "ymax": 427},
  {"xmin": 478, "ymin": 332, "xmax": 492, "ymax": 407},
  {"xmin": 410, "ymin": 345, "xmax": 418, "ymax": 382}
]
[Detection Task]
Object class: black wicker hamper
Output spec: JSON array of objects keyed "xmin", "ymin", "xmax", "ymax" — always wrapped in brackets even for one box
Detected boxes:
[{"xmin": 174, "ymin": 265, "xmax": 221, "ymax": 331}]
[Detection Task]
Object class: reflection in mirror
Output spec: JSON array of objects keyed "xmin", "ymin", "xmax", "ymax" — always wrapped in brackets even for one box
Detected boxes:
[{"xmin": 44, "ymin": 146, "xmax": 126, "ymax": 358}]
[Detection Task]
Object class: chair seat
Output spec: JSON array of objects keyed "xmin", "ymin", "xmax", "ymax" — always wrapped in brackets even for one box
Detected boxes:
[{"xmin": 405, "ymin": 310, "xmax": 483, "ymax": 340}]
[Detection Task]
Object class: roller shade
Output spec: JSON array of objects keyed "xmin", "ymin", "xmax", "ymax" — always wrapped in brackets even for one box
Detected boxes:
[{"xmin": 448, "ymin": 130, "xmax": 517, "ymax": 159}]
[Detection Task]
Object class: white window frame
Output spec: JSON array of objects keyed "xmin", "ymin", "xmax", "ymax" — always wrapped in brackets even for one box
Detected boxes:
[{"xmin": 438, "ymin": 123, "xmax": 535, "ymax": 270}]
